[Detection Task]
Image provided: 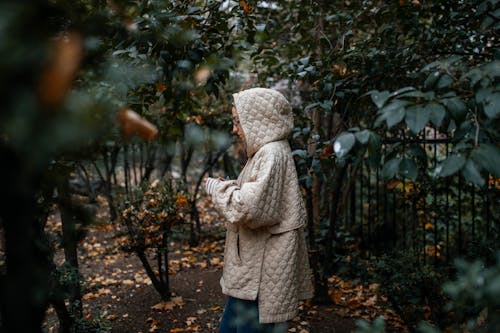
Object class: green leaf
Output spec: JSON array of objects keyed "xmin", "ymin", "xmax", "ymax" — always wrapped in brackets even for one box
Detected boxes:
[
  {"xmin": 383, "ymin": 101, "xmax": 408, "ymax": 128},
  {"xmin": 442, "ymin": 98, "xmax": 466, "ymax": 121},
  {"xmin": 334, "ymin": 133, "xmax": 356, "ymax": 158},
  {"xmin": 398, "ymin": 90, "xmax": 427, "ymax": 99},
  {"xmin": 482, "ymin": 92, "xmax": 500, "ymax": 119},
  {"xmin": 389, "ymin": 87, "xmax": 416, "ymax": 98},
  {"xmin": 461, "ymin": 160, "xmax": 485, "ymax": 187},
  {"xmin": 424, "ymin": 71, "xmax": 441, "ymax": 89},
  {"xmin": 428, "ymin": 103, "xmax": 446, "ymax": 127},
  {"xmin": 437, "ymin": 74, "xmax": 454, "ymax": 89},
  {"xmin": 355, "ymin": 130, "xmax": 371, "ymax": 144},
  {"xmin": 370, "ymin": 90, "xmax": 390, "ymax": 108},
  {"xmin": 305, "ymin": 102, "xmax": 320, "ymax": 111},
  {"xmin": 299, "ymin": 56, "xmax": 310, "ymax": 65},
  {"xmin": 382, "ymin": 158, "xmax": 401, "ymax": 179},
  {"xmin": 320, "ymin": 100, "xmax": 333, "ymax": 110},
  {"xmin": 399, "ymin": 158, "xmax": 418, "ymax": 181},
  {"xmin": 435, "ymin": 154, "xmax": 466, "ymax": 177},
  {"xmin": 292, "ymin": 149, "xmax": 308, "ymax": 158},
  {"xmin": 405, "ymin": 106, "xmax": 431, "ymax": 134},
  {"xmin": 471, "ymin": 144, "xmax": 500, "ymax": 176},
  {"xmin": 406, "ymin": 145, "xmax": 427, "ymax": 161}
]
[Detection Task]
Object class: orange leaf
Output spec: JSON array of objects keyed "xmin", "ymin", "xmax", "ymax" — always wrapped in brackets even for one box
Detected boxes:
[
  {"xmin": 386, "ymin": 179, "xmax": 401, "ymax": 190},
  {"xmin": 320, "ymin": 144, "xmax": 333, "ymax": 159},
  {"xmin": 117, "ymin": 108, "xmax": 158, "ymax": 141},
  {"xmin": 239, "ymin": 1, "xmax": 253, "ymax": 14},
  {"xmin": 175, "ymin": 193, "xmax": 188, "ymax": 208},
  {"xmin": 156, "ymin": 83, "xmax": 167, "ymax": 93},
  {"xmin": 329, "ymin": 289, "xmax": 343, "ymax": 304},
  {"xmin": 38, "ymin": 32, "xmax": 83, "ymax": 108}
]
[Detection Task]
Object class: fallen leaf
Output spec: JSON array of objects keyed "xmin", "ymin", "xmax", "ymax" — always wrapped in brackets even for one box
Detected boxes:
[
  {"xmin": 107, "ymin": 314, "xmax": 119, "ymax": 320},
  {"xmin": 122, "ymin": 279, "xmax": 135, "ymax": 286}
]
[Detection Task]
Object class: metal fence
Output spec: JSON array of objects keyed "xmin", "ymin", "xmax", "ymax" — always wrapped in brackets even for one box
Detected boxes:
[{"xmin": 340, "ymin": 132, "xmax": 499, "ymax": 264}]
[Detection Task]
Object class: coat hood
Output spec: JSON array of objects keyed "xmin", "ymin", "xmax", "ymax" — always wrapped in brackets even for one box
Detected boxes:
[{"xmin": 232, "ymin": 88, "xmax": 294, "ymax": 157}]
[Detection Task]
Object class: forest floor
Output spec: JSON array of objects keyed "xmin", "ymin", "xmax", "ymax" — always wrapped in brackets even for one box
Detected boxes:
[{"xmin": 42, "ymin": 195, "xmax": 407, "ymax": 333}]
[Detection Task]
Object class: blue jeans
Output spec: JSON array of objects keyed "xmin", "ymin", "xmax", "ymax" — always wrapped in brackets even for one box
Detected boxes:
[{"xmin": 218, "ymin": 297, "xmax": 288, "ymax": 333}]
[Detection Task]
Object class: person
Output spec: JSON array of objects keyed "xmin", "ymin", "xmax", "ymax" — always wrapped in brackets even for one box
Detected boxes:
[{"xmin": 204, "ymin": 88, "xmax": 313, "ymax": 333}]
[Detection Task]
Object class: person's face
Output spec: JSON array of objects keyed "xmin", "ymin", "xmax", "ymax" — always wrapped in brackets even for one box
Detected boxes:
[{"xmin": 231, "ymin": 106, "xmax": 246, "ymax": 144}]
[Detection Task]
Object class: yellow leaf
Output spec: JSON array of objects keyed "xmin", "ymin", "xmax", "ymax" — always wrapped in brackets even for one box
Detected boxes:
[
  {"xmin": 329, "ymin": 289, "xmax": 343, "ymax": 304},
  {"xmin": 107, "ymin": 314, "xmax": 119, "ymax": 320},
  {"xmin": 151, "ymin": 301, "xmax": 176, "ymax": 311},
  {"xmin": 386, "ymin": 179, "xmax": 402, "ymax": 190},
  {"xmin": 122, "ymin": 279, "xmax": 135, "ymax": 286}
]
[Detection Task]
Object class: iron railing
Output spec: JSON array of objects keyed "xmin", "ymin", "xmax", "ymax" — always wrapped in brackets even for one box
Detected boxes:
[{"xmin": 340, "ymin": 133, "xmax": 499, "ymax": 264}]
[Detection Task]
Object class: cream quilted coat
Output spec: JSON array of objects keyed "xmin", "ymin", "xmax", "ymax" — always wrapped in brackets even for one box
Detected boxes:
[{"xmin": 208, "ymin": 88, "xmax": 313, "ymax": 323}]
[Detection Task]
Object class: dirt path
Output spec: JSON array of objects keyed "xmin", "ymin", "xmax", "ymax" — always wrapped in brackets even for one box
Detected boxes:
[
  {"xmin": 104, "ymin": 264, "xmax": 357, "ymax": 333},
  {"xmin": 74, "ymin": 241, "xmax": 357, "ymax": 333},
  {"xmin": 41, "ymin": 200, "xmax": 388, "ymax": 333}
]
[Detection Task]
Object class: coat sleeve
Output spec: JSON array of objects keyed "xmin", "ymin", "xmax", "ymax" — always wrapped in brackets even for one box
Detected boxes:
[{"xmin": 210, "ymin": 148, "xmax": 285, "ymax": 229}]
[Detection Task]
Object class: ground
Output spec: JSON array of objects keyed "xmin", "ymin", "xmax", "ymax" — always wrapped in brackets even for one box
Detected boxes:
[{"xmin": 41, "ymin": 196, "xmax": 406, "ymax": 333}]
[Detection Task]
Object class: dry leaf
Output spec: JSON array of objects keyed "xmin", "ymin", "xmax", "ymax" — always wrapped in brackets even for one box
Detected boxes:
[
  {"xmin": 239, "ymin": 1, "xmax": 253, "ymax": 14},
  {"xmin": 152, "ymin": 301, "xmax": 176, "ymax": 311},
  {"xmin": 151, "ymin": 296, "xmax": 184, "ymax": 312},
  {"xmin": 147, "ymin": 317, "xmax": 161, "ymax": 332},
  {"xmin": 107, "ymin": 314, "xmax": 119, "ymax": 320},
  {"xmin": 329, "ymin": 289, "xmax": 343, "ymax": 305},
  {"xmin": 122, "ymin": 279, "xmax": 135, "ymax": 286},
  {"xmin": 320, "ymin": 145, "xmax": 333, "ymax": 159},
  {"xmin": 194, "ymin": 66, "xmax": 211, "ymax": 84},
  {"xmin": 117, "ymin": 108, "xmax": 158, "ymax": 141},
  {"xmin": 387, "ymin": 179, "xmax": 402, "ymax": 190},
  {"xmin": 38, "ymin": 32, "xmax": 83, "ymax": 108}
]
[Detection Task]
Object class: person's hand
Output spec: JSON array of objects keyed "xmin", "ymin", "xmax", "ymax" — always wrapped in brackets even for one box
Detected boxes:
[{"xmin": 204, "ymin": 177, "xmax": 223, "ymax": 195}]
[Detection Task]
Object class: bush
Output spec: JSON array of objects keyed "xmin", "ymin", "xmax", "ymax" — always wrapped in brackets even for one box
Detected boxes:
[
  {"xmin": 358, "ymin": 253, "xmax": 500, "ymax": 333},
  {"xmin": 373, "ymin": 251, "xmax": 449, "ymax": 330}
]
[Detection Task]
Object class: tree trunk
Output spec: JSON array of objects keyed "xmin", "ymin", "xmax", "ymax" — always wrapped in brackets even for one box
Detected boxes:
[
  {"xmin": 306, "ymin": 188, "xmax": 330, "ymax": 304},
  {"xmin": 180, "ymin": 143, "xmax": 194, "ymax": 187},
  {"xmin": 97, "ymin": 147, "xmax": 119, "ymax": 221},
  {"xmin": 58, "ymin": 179, "xmax": 83, "ymax": 319},
  {"xmin": 325, "ymin": 164, "xmax": 348, "ymax": 274},
  {"xmin": 0, "ymin": 148, "xmax": 50, "ymax": 333},
  {"xmin": 143, "ymin": 145, "xmax": 157, "ymax": 182},
  {"xmin": 136, "ymin": 249, "xmax": 169, "ymax": 300}
]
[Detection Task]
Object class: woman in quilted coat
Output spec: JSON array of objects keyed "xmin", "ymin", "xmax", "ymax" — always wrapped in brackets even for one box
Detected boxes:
[{"xmin": 204, "ymin": 88, "xmax": 313, "ymax": 333}]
